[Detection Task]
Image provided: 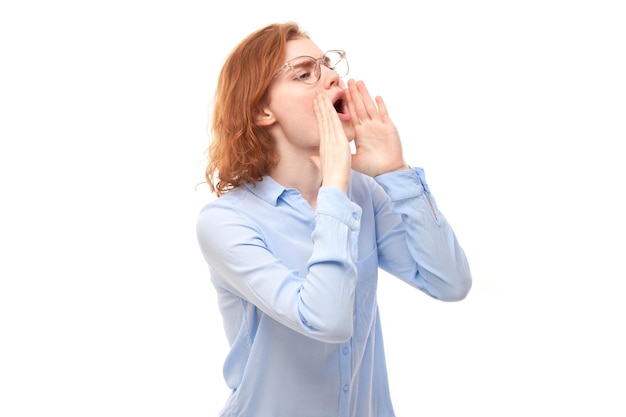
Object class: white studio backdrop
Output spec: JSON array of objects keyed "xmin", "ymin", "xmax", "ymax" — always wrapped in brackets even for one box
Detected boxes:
[{"xmin": 1, "ymin": 0, "xmax": 624, "ymax": 416}]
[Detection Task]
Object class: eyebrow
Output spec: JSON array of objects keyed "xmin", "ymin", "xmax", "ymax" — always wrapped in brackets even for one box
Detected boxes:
[
  {"xmin": 291, "ymin": 58, "xmax": 316, "ymax": 69},
  {"xmin": 273, "ymin": 53, "xmax": 325, "ymax": 79}
]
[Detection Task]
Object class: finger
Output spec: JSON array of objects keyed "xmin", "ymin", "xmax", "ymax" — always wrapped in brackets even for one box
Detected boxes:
[
  {"xmin": 375, "ymin": 95, "xmax": 392, "ymax": 123},
  {"xmin": 345, "ymin": 87, "xmax": 358, "ymax": 124},
  {"xmin": 347, "ymin": 79, "xmax": 369, "ymax": 122},
  {"xmin": 314, "ymin": 96, "xmax": 327, "ymax": 162},
  {"xmin": 355, "ymin": 80, "xmax": 379, "ymax": 120},
  {"xmin": 318, "ymin": 93, "xmax": 344, "ymax": 142},
  {"xmin": 324, "ymin": 94, "xmax": 346, "ymax": 140},
  {"xmin": 314, "ymin": 94, "xmax": 331, "ymax": 143}
]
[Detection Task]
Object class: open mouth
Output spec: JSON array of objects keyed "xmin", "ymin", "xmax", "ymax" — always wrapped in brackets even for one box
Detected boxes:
[
  {"xmin": 333, "ymin": 97, "xmax": 345, "ymax": 114},
  {"xmin": 331, "ymin": 93, "xmax": 351, "ymax": 123}
]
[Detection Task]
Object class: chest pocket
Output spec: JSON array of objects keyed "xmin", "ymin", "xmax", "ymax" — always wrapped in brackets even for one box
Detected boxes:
[{"xmin": 354, "ymin": 248, "xmax": 378, "ymax": 342}]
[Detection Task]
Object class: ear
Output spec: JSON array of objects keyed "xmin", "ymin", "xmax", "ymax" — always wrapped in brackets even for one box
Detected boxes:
[{"xmin": 254, "ymin": 105, "xmax": 276, "ymax": 127}]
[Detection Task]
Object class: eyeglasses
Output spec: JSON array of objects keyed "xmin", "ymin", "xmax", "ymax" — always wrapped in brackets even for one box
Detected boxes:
[{"xmin": 274, "ymin": 50, "xmax": 349, "ymax": 85}]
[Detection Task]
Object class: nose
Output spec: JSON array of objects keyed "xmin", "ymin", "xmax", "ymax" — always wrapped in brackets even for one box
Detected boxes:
[{"xmin": 320, "ymin": 65, "xmax": 340, "ymax": 88}]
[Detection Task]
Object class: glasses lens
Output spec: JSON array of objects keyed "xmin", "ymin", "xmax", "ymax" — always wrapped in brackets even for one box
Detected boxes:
[
  {"xmin": 325, "ymin": 51, "xmax": 348, "ymax": 78},
  {"xmin": 289, "ymin": 57, "xmax": 320, "ymax": 85}
]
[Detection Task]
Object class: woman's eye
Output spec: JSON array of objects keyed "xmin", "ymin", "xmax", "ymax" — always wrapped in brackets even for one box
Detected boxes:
[{"xmin": 296, "ymin": 71, "xmax": 312, "ymax": 80}]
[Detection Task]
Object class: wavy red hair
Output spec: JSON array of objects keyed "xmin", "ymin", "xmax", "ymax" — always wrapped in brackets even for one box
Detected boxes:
[{"xmin": 206, "ymin": 22, "xmax": 309, "ymax": 196}]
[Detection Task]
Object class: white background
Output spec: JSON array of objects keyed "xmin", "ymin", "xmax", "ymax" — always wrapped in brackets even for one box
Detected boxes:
[{"xmin": 1, "ymin": 0, "xmax": 625, "ymax": 416}]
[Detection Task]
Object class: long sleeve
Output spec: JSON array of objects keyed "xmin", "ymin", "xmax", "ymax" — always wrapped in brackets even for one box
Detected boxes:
[
  {"xmin": 373, "ymin": 167, "xmax": 472, "ymax": 301},
  {"xmin": 196, "ymin": 184, "xmax": 362, "ymax": 343}
]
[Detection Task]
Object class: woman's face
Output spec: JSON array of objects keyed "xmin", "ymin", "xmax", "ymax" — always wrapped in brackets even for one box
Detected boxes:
[{"xmin": 260, "ymin": 38, "xmax": 354, "ymax": 152}]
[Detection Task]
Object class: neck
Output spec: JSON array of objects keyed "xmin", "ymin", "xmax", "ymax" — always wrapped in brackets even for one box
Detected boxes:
[{"xmin": 269, "ymin": 152, "xmax": 322, "ymax": 210}]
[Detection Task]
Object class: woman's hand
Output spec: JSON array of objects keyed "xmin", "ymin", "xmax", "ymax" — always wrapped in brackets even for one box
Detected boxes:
[
  {"xmin": 346, "ymin": 79, "xmax": 409, "ymax": 177},
  {"xmin": 312, "ymin": 91, "xmax": 352, "ymax": 193}
]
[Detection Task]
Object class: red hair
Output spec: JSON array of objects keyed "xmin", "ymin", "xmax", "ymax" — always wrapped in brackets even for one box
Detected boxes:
[{"xmin": 206, "ymin": 22, "xmax": 308, "ymax": 196}]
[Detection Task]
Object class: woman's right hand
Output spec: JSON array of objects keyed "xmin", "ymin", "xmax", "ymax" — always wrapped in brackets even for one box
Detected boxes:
[{"xmin": 312, "ymin": 91, "xmax": 352, "ymax": 194}]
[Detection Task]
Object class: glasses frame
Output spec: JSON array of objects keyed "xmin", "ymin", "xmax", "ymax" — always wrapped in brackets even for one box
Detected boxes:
[{"xmin": 273, "ymin": 50, "xmax": 348, "ymax": 85}]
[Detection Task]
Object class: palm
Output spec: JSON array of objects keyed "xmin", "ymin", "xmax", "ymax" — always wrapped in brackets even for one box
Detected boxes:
[{"xmin": 347, "ymin": 80, "xmax": 406, "ymax": 177}]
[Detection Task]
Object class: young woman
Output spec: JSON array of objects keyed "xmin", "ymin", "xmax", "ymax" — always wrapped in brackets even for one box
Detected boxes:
[{"xmin": 196, "ymin": 21, "xmax": 472, "ymax": 417}]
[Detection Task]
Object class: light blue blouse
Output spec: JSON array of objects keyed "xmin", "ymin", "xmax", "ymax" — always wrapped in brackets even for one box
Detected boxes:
[{"xmin": 196, "ymin": 167, "xmax": 472, "ymax": 417}]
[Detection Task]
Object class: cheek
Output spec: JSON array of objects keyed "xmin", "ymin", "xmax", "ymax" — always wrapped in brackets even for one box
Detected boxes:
[{"xmin": 276, "ymin": 91, "xmax": 316, "ymax": 119}]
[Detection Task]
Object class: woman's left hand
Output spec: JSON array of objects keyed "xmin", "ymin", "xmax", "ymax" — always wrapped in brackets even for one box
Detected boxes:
[{"xmin": 346, "ymin": 79, "xmax": 409, "ymax": 177}]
